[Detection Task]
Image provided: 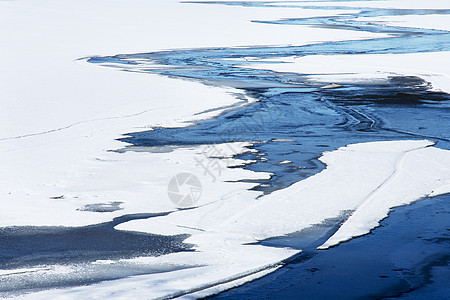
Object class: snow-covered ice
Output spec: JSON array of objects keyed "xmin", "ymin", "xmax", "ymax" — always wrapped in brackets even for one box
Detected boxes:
[
  {"xmin": 7, "ymin": 140, "xmax": 450, "ymax": 299},
  {"xmin": 1, "ymin": 0, "xmax": 450, "ymax": 298},
  {"xmin": 0, "ymin": 0, "xmax": 386, "ymax": 228}
]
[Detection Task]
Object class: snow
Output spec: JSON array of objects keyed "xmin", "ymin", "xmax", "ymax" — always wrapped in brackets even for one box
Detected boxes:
[
  {"xmin": 319, "ymin": 142, "xmax": 450, "ymax": 249},
  {"xmin": 1, "ymin": 0, "xmax": 450, "ymax": 299},
  {"xmin": 118, "ymin": 140, "xmax": 450, "ymax": 244},
  {"xmin": 357, "ymin": 14, "xmax": 450, "ymax": 32},
  {"xmin": 0, "ymin": 141, "xmax": 268, "ymax": 227},
  {"xmin": 0, "ymin": 0, "xmax": 385, "ymax": 228},
  {"xmin": 243, "ymin": 51, "xmax": 450, "ymax": 94},
  {"xmin": 229, "ymin": 1, "xmax": 450, "ymax": 93},
  {"xmin": 8, "ymin": 140, "xmax": 450, "ymax": 299},
  {"xmin": 281, "ymin": 0, "xmax": 450, "ymax": 10},
  {"xmin": 8, "ymin": 246, "xmax": 297, "ymax": 300}
]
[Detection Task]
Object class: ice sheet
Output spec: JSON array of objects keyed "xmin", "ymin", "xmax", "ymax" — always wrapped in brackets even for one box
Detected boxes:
[
  {"xmin": 1, "ymin": 0, "xmax": 450, "ymax": 298},
  {"xmin": 0, "ymin": 0, "xmax": 386, "ymax": 228}
]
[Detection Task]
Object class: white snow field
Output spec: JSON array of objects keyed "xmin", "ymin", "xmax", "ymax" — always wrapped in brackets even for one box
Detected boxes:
[
  {"xmin": 0, "ymin": 0, "xmax": 385, "ymax": 227},
  {"xmin": 1, "ymin": 0, "xmax": 450, "ymax": 299}
]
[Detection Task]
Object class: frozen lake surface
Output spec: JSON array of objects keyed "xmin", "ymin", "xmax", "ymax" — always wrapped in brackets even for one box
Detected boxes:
[
  {"xmin": 86, "ymin": 2, "xmax": 450, "ymax": 298},
  {"xmin": 91, "ymin": 2, "xmax": 450, "ymax": 194},
  {"xmin": 1, "ymin": 0, "xmax": 450, "ymax": 298}
]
